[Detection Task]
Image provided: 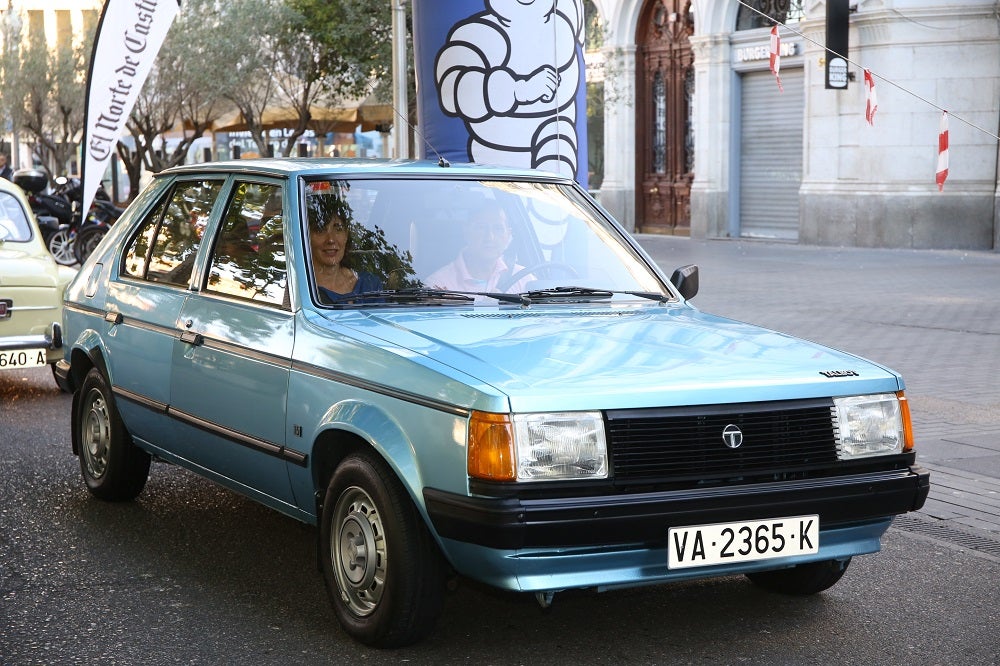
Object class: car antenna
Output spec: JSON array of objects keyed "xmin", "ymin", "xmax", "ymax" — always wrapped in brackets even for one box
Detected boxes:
[{"xmin": 363, "ymin": 79, "xmax": 449, "ymax": 167}]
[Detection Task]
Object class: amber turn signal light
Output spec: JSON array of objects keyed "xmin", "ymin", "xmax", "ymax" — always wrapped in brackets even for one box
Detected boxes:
[
  {"xmin": 897, "ymin": 391, "xmax": 914, "ymax": 451},
  {"xmin": 467, "ymin": 411, "xmax": 516, "ymax": 481}
]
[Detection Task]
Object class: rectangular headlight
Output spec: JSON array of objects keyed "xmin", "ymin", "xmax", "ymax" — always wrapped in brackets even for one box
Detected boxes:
[
  {"xmin": 833, "ymin": 393, "xmax": 906, "ymax": 459},
  {"xmin": 513, "ymin": 412, "xmax": 608, "ymax": 481}
]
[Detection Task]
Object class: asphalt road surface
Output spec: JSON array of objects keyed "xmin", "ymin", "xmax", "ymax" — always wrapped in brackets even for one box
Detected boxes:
[
  {"xmin": 2, "ymin": 367, "xmax": 999, "ymax": 664},
  {"xmin": 5, "ymin": 235, "xmax": 1000, "ymax": 664}
]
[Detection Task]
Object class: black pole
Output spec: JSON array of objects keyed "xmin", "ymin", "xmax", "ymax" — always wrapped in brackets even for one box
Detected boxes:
[{"xmin": 825, "ymin": 0, "xmax": 850, "ymax": 90}]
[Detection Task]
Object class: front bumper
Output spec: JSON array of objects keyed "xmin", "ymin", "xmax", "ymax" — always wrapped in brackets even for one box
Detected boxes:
[{"xmin": 424, "ymin": 466, "xmax": 930, "ymax": 550}]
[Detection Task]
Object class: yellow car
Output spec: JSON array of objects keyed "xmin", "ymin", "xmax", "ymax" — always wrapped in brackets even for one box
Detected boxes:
[{"xmin": 0, "ymin": 176, "xmax": 76, "ymax": 384}]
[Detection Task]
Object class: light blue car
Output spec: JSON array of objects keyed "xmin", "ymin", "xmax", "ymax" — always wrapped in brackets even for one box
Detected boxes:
[{"xmin": 57, "ymin": 159, "xmax": 929, "ymax": 647}]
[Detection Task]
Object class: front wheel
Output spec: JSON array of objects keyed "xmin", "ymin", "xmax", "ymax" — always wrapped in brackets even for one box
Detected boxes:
[
  {"xmin": 75, "ymin": 368, "xmax": 150, "ymax": 501},
  {"xmin": 320, "ymin": 452, "xmax": 446, "ymax": 647},
  {"xmin": 745, "ymin": 558, "xmax": 851, "ymax": 595}
]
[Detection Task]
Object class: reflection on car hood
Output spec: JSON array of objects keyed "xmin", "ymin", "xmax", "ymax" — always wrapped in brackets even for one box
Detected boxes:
[
  {"xmin": 332, "ymin": 305, "xmax": 901, "ymax": 411},
  {"xmin": 0, "ymin": 248, "xmax": 64, "ymax": 288}
]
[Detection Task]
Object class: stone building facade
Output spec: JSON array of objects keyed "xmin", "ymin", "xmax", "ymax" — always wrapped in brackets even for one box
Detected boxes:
[{"xmin": 592, "ymin": 0, "xmax": 1000, "ymax": 250}]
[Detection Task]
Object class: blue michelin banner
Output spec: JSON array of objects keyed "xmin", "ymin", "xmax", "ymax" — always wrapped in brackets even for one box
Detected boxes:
[{"xmin": 412, "ymin": 0, "xmax": 589, "ymax": 189}]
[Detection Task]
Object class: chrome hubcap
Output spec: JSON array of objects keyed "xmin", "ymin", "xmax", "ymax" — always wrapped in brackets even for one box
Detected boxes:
[
  {"xmin": 332, "ymin": 487, "xmax": 387, "ymax": 616},
  {"xmin": 81, "ymin": 389, "xmax": 111, "ymax": 479}
]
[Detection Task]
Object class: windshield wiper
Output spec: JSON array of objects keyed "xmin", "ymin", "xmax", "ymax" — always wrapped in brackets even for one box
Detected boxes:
[
  {"xmin": 324, "ymin": 288, "xmax": 529, "ymax": 306},
  {"xmin": 520, "ymin": 286, "xmax": 670, "ymax": 304},
  {"xmin": 324, "ymin": 286, "xmax": 669, "ymax": 307}
]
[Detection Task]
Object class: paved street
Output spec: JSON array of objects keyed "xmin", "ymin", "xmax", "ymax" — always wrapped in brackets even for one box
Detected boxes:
[
  {"xmin": 3, "ymin": 237, "xmax": 1000, "ymax": 663},
  {"xmin": 638, "ymin": 235, "xmax": 1000, "ymax": 553}
]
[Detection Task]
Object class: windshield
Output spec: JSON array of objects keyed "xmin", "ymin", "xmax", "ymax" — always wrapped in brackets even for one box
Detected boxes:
[
  {"xmin": 303, "ymin": 178, "xmax": 667, "ymax": 306},
  {"xmin": 0, "ymin": 192, "xmax": 33, "ymax": 242}
]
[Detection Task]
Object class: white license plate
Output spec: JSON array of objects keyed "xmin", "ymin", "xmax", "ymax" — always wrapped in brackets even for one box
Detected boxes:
[
  {"xmin": 668, "ymin": 515, "xmax": 819, "ymax": 569},
  {"xmin": 0, "ymin": 348, "xmax": 48, "ymax": 370}
]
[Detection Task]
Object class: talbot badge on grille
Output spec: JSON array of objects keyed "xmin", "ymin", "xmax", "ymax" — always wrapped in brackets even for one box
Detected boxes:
[{"xmin": 722, "ymin": 424, "xmax": 743, "ymax": 449}]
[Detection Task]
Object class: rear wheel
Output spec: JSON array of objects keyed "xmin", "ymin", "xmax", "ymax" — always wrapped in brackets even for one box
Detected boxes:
[
  {"xmin": 320, "ymin": 451, "xmax": 446, "ymax": 647},
  {"xmin": 47, "ymin": 228, "xmax": 77, "ymax": 266},
  {"xmin": 74, "ymin": 225, "xmax": 107, "ymax": 264},
  {"xmin": 746, "ymin": 558, "xmax": 851, "ymax": 595},
  {"xmin": 75, "ymin": 368, "xmax": 150, "ymax": 501}
]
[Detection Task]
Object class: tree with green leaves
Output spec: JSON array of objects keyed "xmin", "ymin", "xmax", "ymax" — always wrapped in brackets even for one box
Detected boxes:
[
  {"xmin": 0, "ymin": 8, "xmax": 89, "ymax": 177},
  {"xmin": 116, "ymin": 0, "xmax": 234, "ymax": 197}
]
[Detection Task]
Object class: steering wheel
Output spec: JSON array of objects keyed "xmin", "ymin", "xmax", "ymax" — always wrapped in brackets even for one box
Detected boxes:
[{"xmin": 496, "ymin": 261, "xmax": 578, "ymax": 292}]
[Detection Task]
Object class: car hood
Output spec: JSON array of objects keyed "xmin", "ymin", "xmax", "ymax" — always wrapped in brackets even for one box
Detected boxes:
[
  {"xmin": 329, "ymin": 305, "xmax": 902, "ymax": 412},
  {"xmin": 0, "ymin": 247, "xmax": 70, "ymax": 288}
]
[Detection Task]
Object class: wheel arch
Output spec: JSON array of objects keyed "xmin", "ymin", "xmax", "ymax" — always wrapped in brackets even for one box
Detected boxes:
[
  {"xmin": 67, "ymin": 342, "xmax": 109, "ymax": 456},
  {"xmin": 308, "ymin": 400, "xmax": 435, "ymax": 531}
]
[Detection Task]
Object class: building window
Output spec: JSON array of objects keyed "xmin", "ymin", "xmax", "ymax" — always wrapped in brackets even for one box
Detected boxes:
[
  {"xmin": 735, "ymin": 0, "xmax": 804, "ymax": 30},
  {"xmin": 55, "ymin": 10, "xmax": 71, "ymax": 49}
]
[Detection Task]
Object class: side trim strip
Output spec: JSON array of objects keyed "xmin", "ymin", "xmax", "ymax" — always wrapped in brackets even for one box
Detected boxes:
[
  {"xmin": 168, "ymin": 406, "xmax": 283, "ymax": 456},
  {"xmin": 114, "ymin": 387, "xmax": 307, "ymax": 467},
  {"xmin": 114, "ymin": 386, "xmax": 168, "ymax": 413},
  {"xmin": 292, "ymin": 360, "xmax": 471, "ymax": 417}
]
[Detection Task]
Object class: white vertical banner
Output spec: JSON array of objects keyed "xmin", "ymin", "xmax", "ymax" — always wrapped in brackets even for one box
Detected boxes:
[{"xmin": 81, "ymin": 0, "xmax": 180, "ymax": 218}]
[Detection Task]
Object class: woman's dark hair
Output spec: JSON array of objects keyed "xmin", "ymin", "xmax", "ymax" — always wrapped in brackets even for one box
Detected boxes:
[{"xmin": 307, "ymin": 188, "xmax": 356, "ymax": 268}]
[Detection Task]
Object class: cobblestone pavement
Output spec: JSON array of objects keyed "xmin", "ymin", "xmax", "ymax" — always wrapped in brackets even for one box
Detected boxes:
[{"xmin": 638, "ymin": 235, "xmax": 1000, "ymax": 550}]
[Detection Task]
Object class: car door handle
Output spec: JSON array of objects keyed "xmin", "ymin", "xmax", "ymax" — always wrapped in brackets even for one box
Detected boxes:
[
  {"xmin": 104, "ymin": 311, "xmax": 123, "ymax": 324},
  {"xmin": 179, "ymin": 331, "xmax": 204, "ymax": 346}
]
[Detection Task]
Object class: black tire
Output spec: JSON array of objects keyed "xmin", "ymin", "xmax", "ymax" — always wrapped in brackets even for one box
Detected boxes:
[
  {"xmin": 320, "ymin": 451, "xmax": 446, "ymax": 648},
  {"xmin": 75, "ymin": 368, "xmax": 150, "ymax": 501},
  {"xmin": 74, "ymin": 225, "xmax": 107, "ymax": 265},
  {"xmin": 746, "ymin": 557, "xmax": 851, "ymax": 595}
]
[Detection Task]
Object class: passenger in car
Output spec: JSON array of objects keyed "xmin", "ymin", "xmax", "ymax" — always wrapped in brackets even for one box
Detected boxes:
[
  {"xmin": 425, "ymin": 203, "xmax": 531, "ymax": 294},
  {"xmin": 309, "ymin": 211, "xmax": 382, "ymax": 303}
]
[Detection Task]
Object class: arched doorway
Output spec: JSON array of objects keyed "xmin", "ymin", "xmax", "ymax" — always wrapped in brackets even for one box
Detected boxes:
[{"xmin": 636, "ymin": 0, "xmax": 694, "ymax": 235}]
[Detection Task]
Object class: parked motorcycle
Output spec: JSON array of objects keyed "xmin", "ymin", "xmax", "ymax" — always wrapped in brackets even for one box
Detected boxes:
[
  {"xmin": 12, "ymin": 169, "xmax": 78, "ymax": 265},
  {"xmin": 12, "ymin": 169, "xmax": 122, "ymax": 266},
  {"xmin": 73, "ymin": 194, "xmax": 125, "ymax": 265}
]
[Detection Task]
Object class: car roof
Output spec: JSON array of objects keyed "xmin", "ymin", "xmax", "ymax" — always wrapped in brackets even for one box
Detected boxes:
[{"xmin": 158, "ymin": 157, "xmax": 575, "ymax": 183}]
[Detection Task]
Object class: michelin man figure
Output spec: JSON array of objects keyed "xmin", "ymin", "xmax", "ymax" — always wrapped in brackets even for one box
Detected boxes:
[{"xmin": 435, "ymin": 0, "xmax": 585, "ymax": 180}]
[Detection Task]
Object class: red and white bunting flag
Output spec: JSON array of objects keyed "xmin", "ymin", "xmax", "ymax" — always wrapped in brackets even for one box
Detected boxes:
[
  {"xmin": 936, "ymin": 111, "xmax": 949, "ymax": 191},
  {"xmin": 769, "ymin": 25, "xmax": 784, "ymax": 92},
  {"xmin": 864, "ymin": 69, "xmax": 878, "ymax": 126}
]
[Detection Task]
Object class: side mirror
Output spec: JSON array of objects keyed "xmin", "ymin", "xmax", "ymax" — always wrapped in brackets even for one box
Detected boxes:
[{"xmin": 670, "ymin": 264, "xmax": 699, "ymax": 300}]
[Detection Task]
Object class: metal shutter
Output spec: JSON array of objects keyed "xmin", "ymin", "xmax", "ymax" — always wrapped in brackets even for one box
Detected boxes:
[{"xmin": 738, "ymin": 69, "xmax": 804, "ymax": 240}]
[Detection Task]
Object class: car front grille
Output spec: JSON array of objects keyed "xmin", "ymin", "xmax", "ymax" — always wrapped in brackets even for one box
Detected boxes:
[{"xmin": 605, "ymin": 398, "xmax": 838, "ymax": 484}]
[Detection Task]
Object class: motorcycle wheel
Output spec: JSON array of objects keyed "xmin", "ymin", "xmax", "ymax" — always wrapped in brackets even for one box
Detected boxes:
[
  {"xmin": 74, "ymin": 225, "xmax": 108, "ymax": 265},
  {"xmin": 47, "ymin": 228, "xmax": 78, "ymax": 266}
]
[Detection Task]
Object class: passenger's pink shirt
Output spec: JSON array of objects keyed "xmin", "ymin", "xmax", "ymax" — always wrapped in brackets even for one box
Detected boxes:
[{"xmin": 426, "ymin": 252, "xmax": 530, "ymax": 295}]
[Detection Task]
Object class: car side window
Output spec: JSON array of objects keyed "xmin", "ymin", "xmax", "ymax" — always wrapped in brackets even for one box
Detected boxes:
[
  {"xmin": 204, "ymin": 182, "xmax": 287, "ymax": 308},
  {"xmin": 122, "ymin": 180, "xmax": 224, "ymax": 285}
]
